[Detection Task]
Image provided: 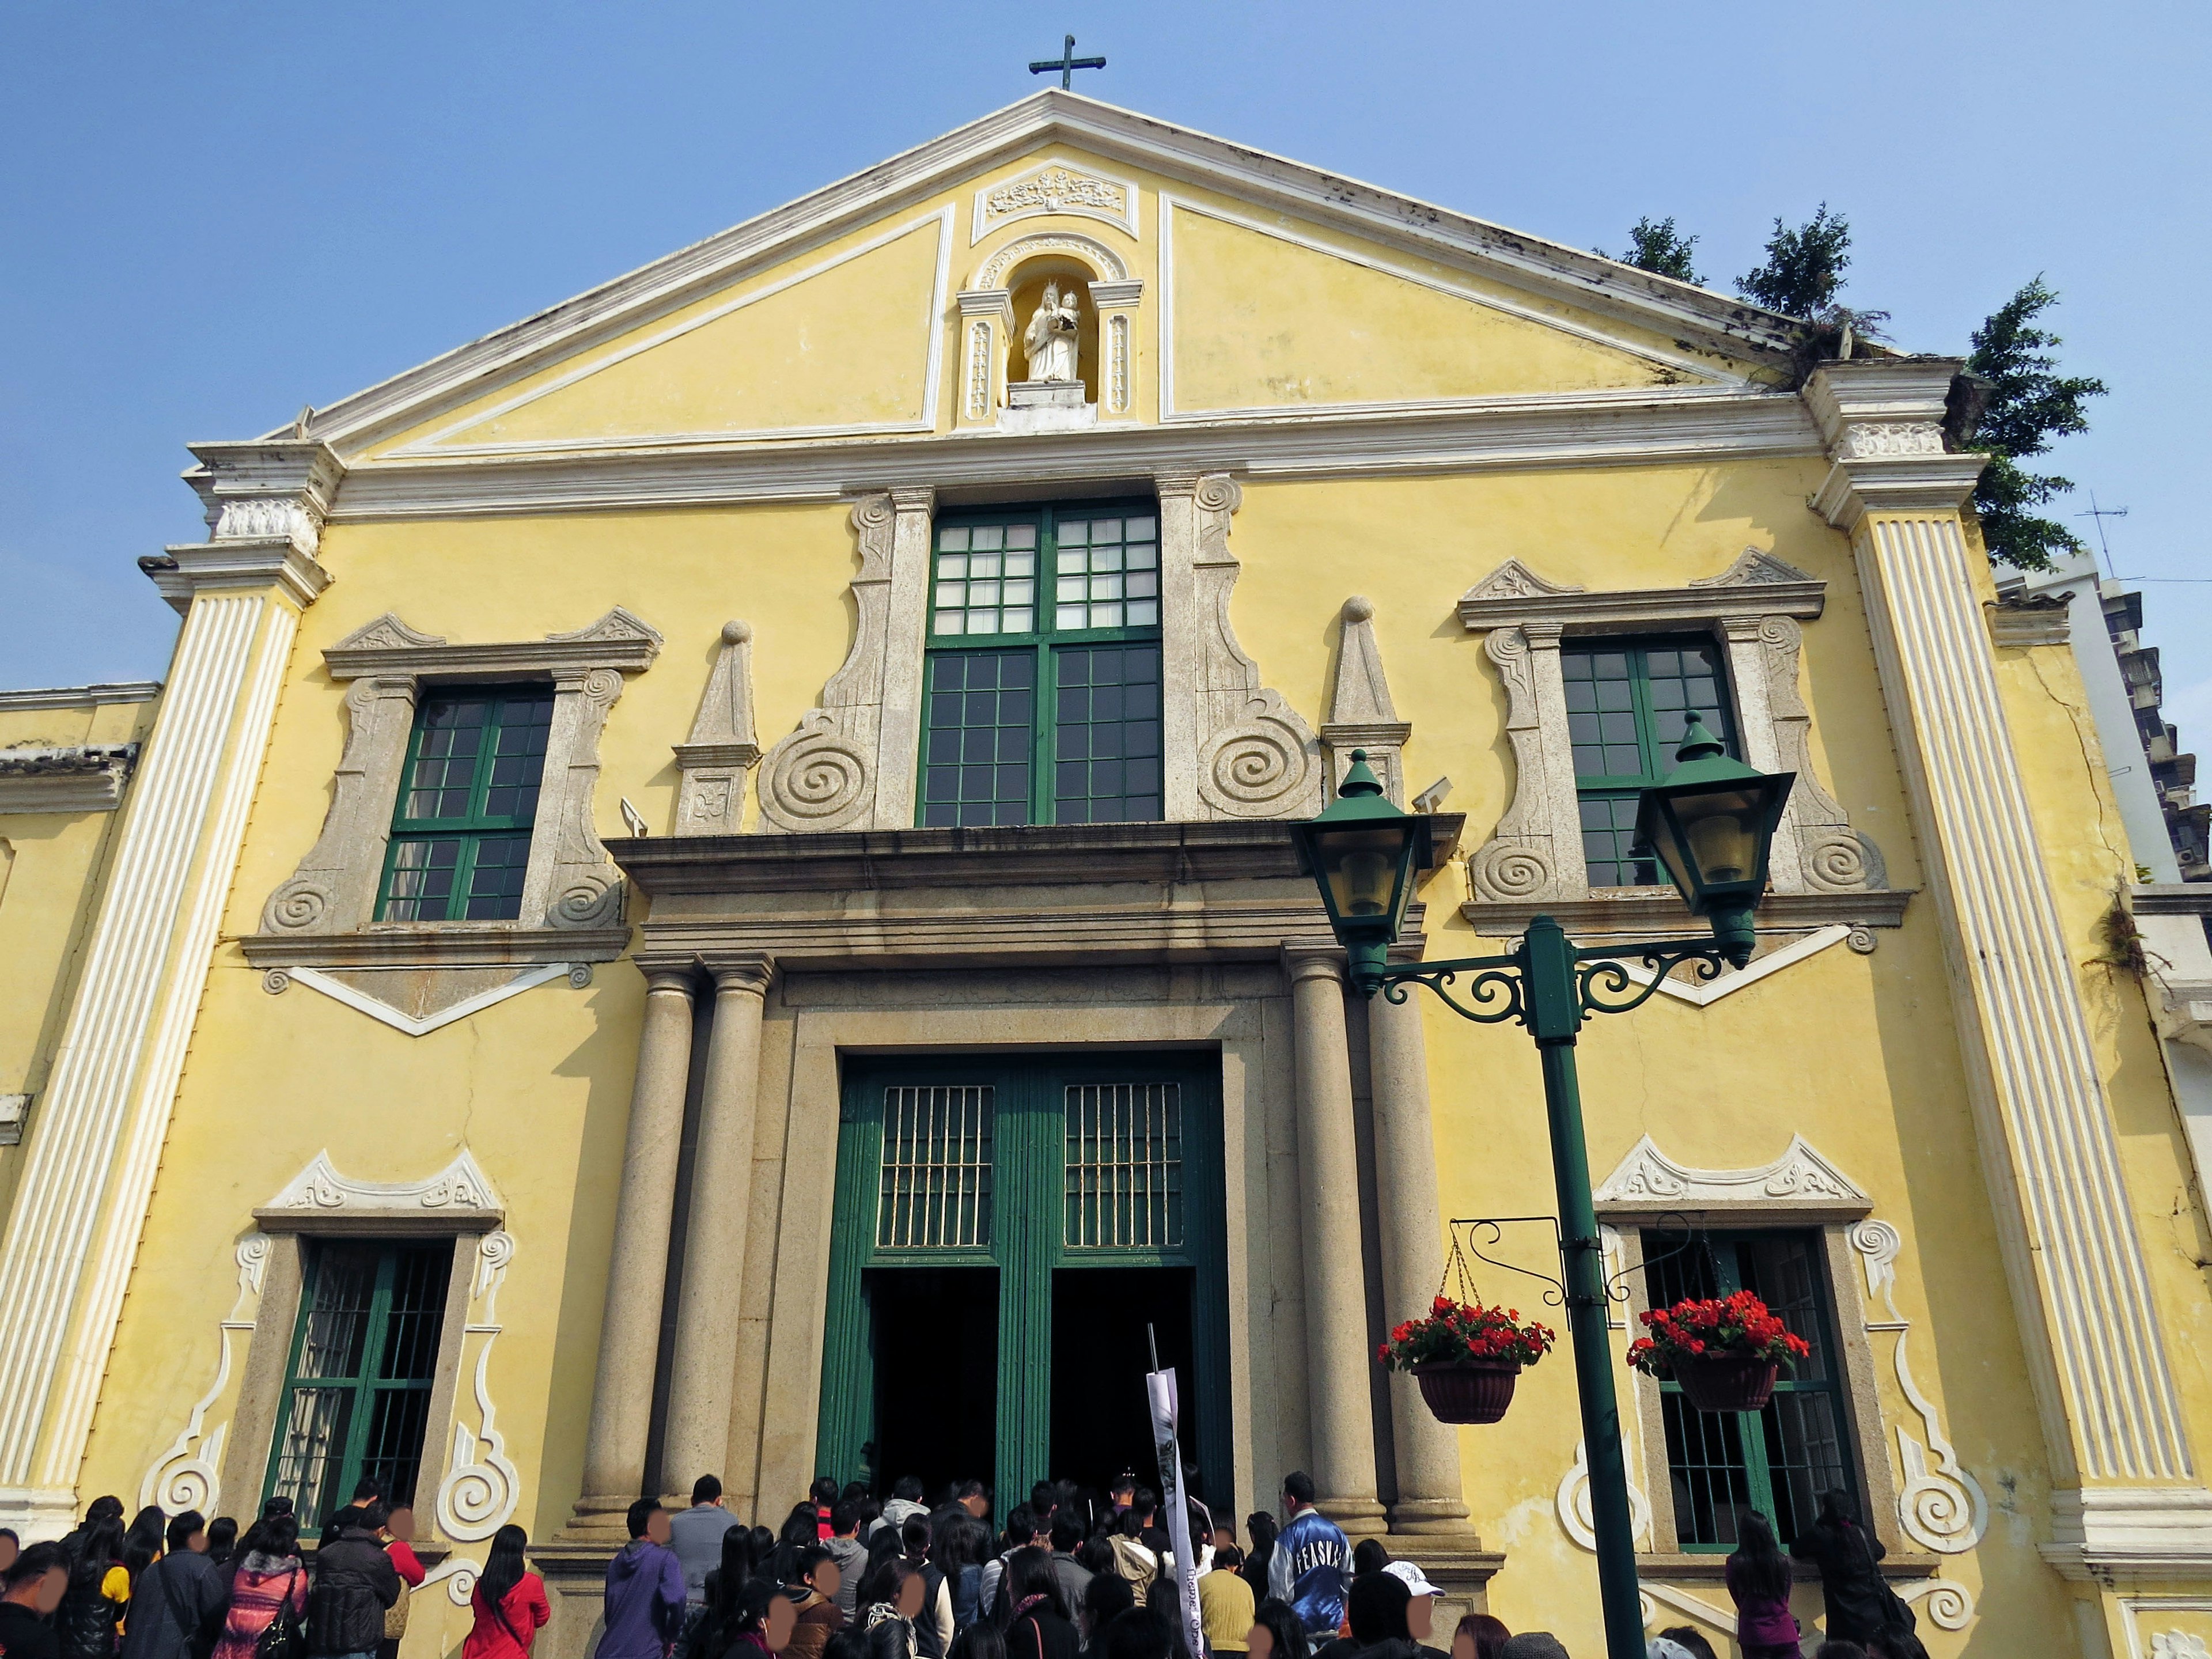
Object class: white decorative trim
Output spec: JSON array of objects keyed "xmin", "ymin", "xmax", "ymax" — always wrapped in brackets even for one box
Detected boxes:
[
  {"xmin": 0, "ymin": 1096, "xmax": 25, "ymax": 1148},
  {"xmin": 435, "ymin": 1230, "xmax": 521, "ymax": 1542},
  {"xmin": 1895, "ymin": 1580, "xmax": 1976, "ymax": 1631},
  {"xmin": 138, "ymin": 1234, "xmax": 268, "ymax": 1516},
  {"xmin": 1556, "ymin": 1436, "xmax": 1652, "ymax": 1551},
  {"xmin": 393, "ymin": 208, "xmax": 956, "ymax": 457},
  {"xmin": 2122, "ymin": 1600, "xmax": 2212, "ymax": 1659},
  {"xmin": 328, "ymin": 389, "xmax": 1822, "ymax": 521},
  {"xmin": 1813, "ymin": 360, "xmax": 2196, "ymax": 1494},
  {"xmin": 972, "ymin": 156, "xmax": 1139, "ymax": 243},
  {"xmin": 1848, "ymin": 1219, "xmax": 1990, "ymax": 1554},
  {"xmin": 0, "ymin": 588, "xmax": 300, "ymax": 1497},
  {"xmin": 275, "ymin": 962, "xmax": 575, "ymax": 1036},
  {"xmin": 1593, "ymin": 1134, "xmax": 1869, "ymax": 1210},
  {"xmin": 1635, "ymin": 1583, "xmax": 1741, "ymax": 1638},
  {"xmin": 1592, "ymin": 924, "xmax": 1853, "ymax": 1006},
  {"xmin": 974, "ymin": 229, "xmax": 1129, "ymax": 291},
  {"xmin": 1157, "ymin": 194, "xmax": 1741, "ymax": 422},
  {"xmin": 0, "ymin": 683, "xmax": 161, "ymax": 711},
  {"xmin": 266, "ymin": 1148, "xmax": 503, "ymax": 1215}
]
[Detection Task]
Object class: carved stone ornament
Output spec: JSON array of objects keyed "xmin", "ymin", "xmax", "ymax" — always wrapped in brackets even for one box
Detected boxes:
[
  {"xmin": 1321, "ymin": 596, "xmax": 1413, "ymax": 806},
  {"xmin": 1987, "ymin": 590, "xmax": 2074, "ymax": 649},
  {"xmin": 972, "ymin": 158, "xmax": 1139, "ymax": 243},
  {"xmin": 1752, "ymin": 615, "xmax": 1887, "ymax": 893},
  {"xmin": 214, "ymin": 496, "xmax": 323, "ymax": 556},
  {"xmin": 976, "ymin": 231, "xmax": 1129, "ymax": 290},
  {"xmin": 759, "ymin": 492, "xmax": 931, "ymax": 833},
  {"xmin": 1468, "ymin": 624, "xmax": 1575, "ymax": 901},
  {"xmin": 261, "ymin": 608, "xmax": 661, "ymax": 935},
  {"xmin": 1834, "ymin": 421, "xmax": 1946, "ymax": 460},
  {"xmin": 1168, "ymin": 475, "xmax": 1325, "ymax": 820},
  {"xmin": 1592, "ymin": 1132, "xmax": 1870, "ymax": 1210},
  {"xmin": 264, "ymin": 1147, "xmax": 502, "ymax": 1215},
  {"xmin": 673, "ymin": 622, "xmax": 761, "ymax": 834},
  {"xmin": 137, "ymin": 1234, "xmax": 270, "ymax": 1517},
  {"xmin": 1461, "ymin": 558, "xmax": 1585, "ymax": 605}
]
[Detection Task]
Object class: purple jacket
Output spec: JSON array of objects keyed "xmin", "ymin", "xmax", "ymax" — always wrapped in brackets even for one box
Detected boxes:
[
  {"xmin": 1725, "ymin": 1556, "xmax": 1799, "ymax": 1649},
  {"xmin": 600, "ymin": 1540, "xmax": 685, "ymax": 1659}
]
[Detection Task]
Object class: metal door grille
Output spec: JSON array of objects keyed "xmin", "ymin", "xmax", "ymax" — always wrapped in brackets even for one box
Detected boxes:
[
  {"xmin": 1064, "ymin": 1082, "xmax": 1183, "ymax": 1248},
  {"xmin": 877, "ymin": 1086, "xmax": 993, "ymax": 1249}
]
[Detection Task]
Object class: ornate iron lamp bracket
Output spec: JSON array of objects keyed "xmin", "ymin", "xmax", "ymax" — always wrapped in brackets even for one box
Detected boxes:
[{"xmin": 1374, "ymin": 936, "xmax": 1735, "ymax": 1029}]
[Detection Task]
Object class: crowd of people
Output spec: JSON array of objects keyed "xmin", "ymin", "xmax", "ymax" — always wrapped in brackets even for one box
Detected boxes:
[
  {"xmin": 594, "ymin": 1471, "xmax": 1927, "ymax": 1659},
  {"xmin": 0, "ymin": 1472, "xmax": 1921, "ymax": 1659},
  {"xmin": 0, "ymin": 1478, "xmax": 547, "ymax": 1659}
]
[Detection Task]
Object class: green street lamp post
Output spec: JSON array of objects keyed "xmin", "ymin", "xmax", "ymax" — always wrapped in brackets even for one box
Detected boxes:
[{"xmin": 1291, "ymin": 718, "xmax": 1794, "ymax": 1659}]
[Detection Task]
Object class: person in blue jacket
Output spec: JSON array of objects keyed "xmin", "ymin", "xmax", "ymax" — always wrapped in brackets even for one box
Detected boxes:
[{"xmin": 1265, "ymin": 1474, "xmax": 1351, "ymax": 1638}]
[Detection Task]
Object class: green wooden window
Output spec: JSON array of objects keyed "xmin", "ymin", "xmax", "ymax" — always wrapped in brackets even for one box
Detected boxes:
[
  {"xmin": 818, "ymin": 1057, "xmax": 1229, "ymax": 1512},
  {"xmin": 377, "ymin": 685, "xmax": 555, "ymax": 921},
  {"xmin": 921, "ymin": 505, "xmax": 1162, "ymax": 827},
  {"xmin": 1643, "ymin": 1229, "xmax": 1857, "ymax": 1550},
  {"xmin": 1563, "ymin": 638, "xmax": 1738, "ymax": 886},
  {"xmin": 264, "ymin": 1240, "xmax": 450, "ymax": 1528}
]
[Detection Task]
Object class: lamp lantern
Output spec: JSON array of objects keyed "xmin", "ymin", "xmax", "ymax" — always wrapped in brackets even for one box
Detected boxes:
[
  {"xmin": 1633, "ymin": 714, "xmax": 1795, "ymax": 967},
  {"xmin": 1290, "ymin": 751, "xmax": 1430, "ymax": 993}
]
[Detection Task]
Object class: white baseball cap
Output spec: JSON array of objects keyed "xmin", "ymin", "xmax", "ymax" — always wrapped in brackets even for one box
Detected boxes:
[{"xmin": 1382, "ymin": 1560, "xmax": 1441, "ymax": 1598}]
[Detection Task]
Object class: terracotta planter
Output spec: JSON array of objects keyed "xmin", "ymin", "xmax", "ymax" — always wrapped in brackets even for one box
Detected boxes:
[
  {"xmin": 1673, "ymin": 1353, "xmax": 1781, "ymax": 1412},
  {"xmin": 1410, "ymin": 1359, "xmax": 1521, "ymax": 1424}
]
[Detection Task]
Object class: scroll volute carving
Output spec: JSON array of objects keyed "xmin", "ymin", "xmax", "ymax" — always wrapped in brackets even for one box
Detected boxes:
[
  {"xmin": 1756, "ymin": 615, "xmax": 1885, "ymax": 892},
  {"xmin": 1173, "ymin": 474, "xmax": 1325, "ymax": 820},
  {"xmin": 261, "ymin": 675, "xmax": 418, "ymax": 934},
  {"xmin": 1467, "ymin": 626, "xmax": 1573, "ymax": 901},
  {"xmin": 758, "ymin": 495, "xmax": 894, "ymax": 834}
]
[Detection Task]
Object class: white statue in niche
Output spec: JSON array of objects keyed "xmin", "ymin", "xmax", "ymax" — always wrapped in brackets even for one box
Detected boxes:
[{"xmin": 1021, "ymin": 282, "xmax": 1081, "ymax": 383}]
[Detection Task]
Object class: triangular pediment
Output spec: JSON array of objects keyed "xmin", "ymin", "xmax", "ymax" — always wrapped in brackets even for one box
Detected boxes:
[{"xmin": 295, "ymin": 94, "xmax": 1804, "ymax": 462}]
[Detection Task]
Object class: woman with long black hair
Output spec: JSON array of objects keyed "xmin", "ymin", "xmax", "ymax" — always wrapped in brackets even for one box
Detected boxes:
[
  {"xmin": 857, "ymin": 1558, "xmax": 926, "ymax": 1659},
  {"xmin": 994, "ymin": 1550, "xmax": 1075, "ymax": 1659},
  {"xmin": 1725, "ymin": 1513, "xmax": 1798, "ymax": 1659},
  {"xmin": 1790, "ymin": 1490, "xmax": 1915, "ymax": 1650},
  {"xmin": 57, "ymin": 1509, "xmax": 129, "ymax": 1659},
  {"xmin": 463, "ymin": 1525, "xmax": 551, "ymax": 1659}
]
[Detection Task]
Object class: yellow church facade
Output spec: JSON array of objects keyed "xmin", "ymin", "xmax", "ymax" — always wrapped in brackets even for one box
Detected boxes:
[{"xmin": 3, "ymin": 92, "xmax": 2209, "ymax": 1657}]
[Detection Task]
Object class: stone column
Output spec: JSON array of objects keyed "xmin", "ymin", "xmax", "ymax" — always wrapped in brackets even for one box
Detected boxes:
[
  {"xmin": 1285, "ymin": 945, "xmax": 1385, "ymax": 1528},
  {"xmin": 570, "ymin": 965, "xmax": 698, "ymax": 1533},
  {"xmin": 0, "ymin": 450, "xmax": 334, "ymax": 1537},
  {"xmin": 660, "ymin": 955, "xmax": 775, "ymax": 1498},
  {"xmin": 1366, "ymin": 986, "xmax": 1473, "ymax": 1535},
  {"xmin": 1807, "ymin": 359, "xmax": 2212, "ymax": 1578}
]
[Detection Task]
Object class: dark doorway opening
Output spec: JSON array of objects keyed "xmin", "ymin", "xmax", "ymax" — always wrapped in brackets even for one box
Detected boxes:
[
  {"xmin": 868, "ymin": 1267, "xmax": 998, "ymax": 1498},
  {"xmin": 1050, "ymin": 1267, "xmax": 1196, "ymax": 1502}
]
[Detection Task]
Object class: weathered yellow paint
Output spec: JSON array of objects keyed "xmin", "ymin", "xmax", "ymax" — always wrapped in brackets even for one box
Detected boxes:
[{"xmin": 1169, "ymin": 207, "xmax": 1677, "ymax": 409}]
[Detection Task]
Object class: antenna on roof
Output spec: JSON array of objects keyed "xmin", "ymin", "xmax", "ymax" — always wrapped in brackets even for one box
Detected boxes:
[{"xmin": 2078, "ymin": 491, "xmax": 2130, "ymax": 580}]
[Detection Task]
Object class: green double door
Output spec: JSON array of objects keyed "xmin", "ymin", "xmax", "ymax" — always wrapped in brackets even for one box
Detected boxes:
[{"xmin": 817, "ymin": 1055, "xmax": 1231, "ymax": 1509}]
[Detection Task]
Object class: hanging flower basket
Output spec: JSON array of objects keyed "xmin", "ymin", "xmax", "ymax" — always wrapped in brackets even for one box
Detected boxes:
[
  {"xmin": 1409, "ymin": 1359, "xmax": 1521, "ymax": 1424},
  {"xmin": 1627, "ymin": 1290, "xmax": 1809, "ymax": 1413},
  {"xmin": 1378, "ymin": 1297, "xmax": 1555, "ymax": 1425},
  {"xmin": 1672, "ymin": 1353, "xmax": 1781, "ymax": 1412}
]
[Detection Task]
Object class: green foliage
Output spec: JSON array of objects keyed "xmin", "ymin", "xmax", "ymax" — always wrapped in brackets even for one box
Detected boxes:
[
  {"xmin": 1965, "ymin": 276, "xmax": 2108, "ymax": 570},
  {"xmin": 1608, "ymin": 216, "xmax": 1704, "ymax": 285},
  {"xmin": 1737, "ymin": 203, "xmax": 1852, "ymax": 316}
]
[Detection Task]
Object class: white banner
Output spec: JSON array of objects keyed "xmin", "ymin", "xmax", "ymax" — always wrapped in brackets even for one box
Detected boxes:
[{"xmin": 1146, "ymin": 1367, "xmax": 1206, "ymax": 1659}]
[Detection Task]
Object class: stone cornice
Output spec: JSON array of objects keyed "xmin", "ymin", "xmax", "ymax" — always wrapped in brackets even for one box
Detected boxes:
[
  {"xmin": 1801, "ymin": 359, "xmax": 1988, "ymax": 532},
  {"xmin": 610, "ymin": 815, "xmax": 1464, "ymax": 896},
  {"xmin": 1461, "ymin": 887, "xmax": 1912, "ymax": 938},
  {"xmin": 322, "ymin": 389, "xmax": 1821, "ymax": 523},
  {"xmin": 0, "ymin": 683, "xmax": 161, "ymax": 711},
  {"xmin": 238, "ymin": 923, "xmax": 631, "ymax": 969},
  {"xmin": 322, "ymin": 607, "xmax": 664, "ymax": 680},
  {"xmin": 143, "ymin": 540, "xmax": 332, "ymax": 616},
  {"xmin": 182, "ymin": 440, "xmax": 346, "ymax": 530},
  {"xmin": 1457, "ymin": 551, "xmax": 1825, "ymax": 633},
  {"xmin": 2132, "ymin": 883, "xmax": 2212, "ymax": 916},
  {"xmin": 0, "ymin": 745, "xmax": 139, "ymax": 813}
]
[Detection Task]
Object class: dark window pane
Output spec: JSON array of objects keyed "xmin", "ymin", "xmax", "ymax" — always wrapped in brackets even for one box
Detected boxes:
[
  {"xmin": 919, "ymin": 650, "xmax": 1035, "ymax": 825},
  {"xmin": 1051, "ymin": 645, "xmax": 1162, "ymax": 825}
]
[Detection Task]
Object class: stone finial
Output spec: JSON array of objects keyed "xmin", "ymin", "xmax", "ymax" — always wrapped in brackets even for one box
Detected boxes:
[
  {"xmin": 1321, "ymin": 596, "xmax": 1413, "ymax": 807},
  {"xmin": 672, "ymin": 621, "xmax": 761, "ymax": 835}
]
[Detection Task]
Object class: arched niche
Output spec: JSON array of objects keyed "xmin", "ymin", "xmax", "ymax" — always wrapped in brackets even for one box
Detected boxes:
[{"xmin": 1004, "ymin": 255, "xmax": 1101, "ymax": 404}]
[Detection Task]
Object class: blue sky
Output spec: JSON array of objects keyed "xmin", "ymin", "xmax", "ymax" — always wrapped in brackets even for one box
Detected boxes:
[{"xmin": 4, "ymin": 2, "xmax": 2206, "ymax": 724}]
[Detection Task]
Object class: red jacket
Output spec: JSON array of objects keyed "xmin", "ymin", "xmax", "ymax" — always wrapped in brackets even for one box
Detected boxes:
[{"xmin": 464, "ymin": 1574, "xmax": 551, "ymax": 1659}]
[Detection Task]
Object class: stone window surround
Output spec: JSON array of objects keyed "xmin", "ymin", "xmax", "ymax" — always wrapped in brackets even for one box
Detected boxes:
[
  {"xmin": 1590, "ymin": 1143, "xmax": 1912, "ymax": 1581},
  {"xmin": 955, "ymin": 230, "xmax": 1141, "ymax": 429},
  {"xmin": 246, "ymin": 609, "xmax": 662, "ymax": 967},
  {"xmin": 1456, "ymin": 550, "xmax": 1888, "ymax": 909},
  {"xmin": 219, "ymin": 1153, "xmax": 506, "ymax": 1545},
  {"xmin": 753, "ymin": 474, "xmax": 1323, "ymax": 835}
]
